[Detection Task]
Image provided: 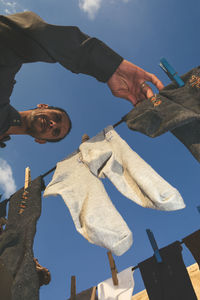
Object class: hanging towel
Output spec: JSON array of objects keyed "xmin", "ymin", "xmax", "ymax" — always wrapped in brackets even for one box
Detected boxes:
[
  {"xmin": 79, "ymin": 126, "xmax": 185, "ymax": 211},
  {"xmin": 44, "ymin": 151, "xmax": 133, "ymax": 256},
  {"xmin": 138, "ymin": 241, "xmax": 197, "ymax": 300},
  {"xmin": 183, "ymin": 230, "xmax": 200, "ymax": 269},
  {"xmin": 0, "ymin": 176, "xmax": 45, "ymax": 300},
  {"xmin": 123, "ymin": 67, "xmax": 200, "ymax": 162},
  {"xmin": 97, "ymin": 267, "xmax": 134, "ymax": 300}
]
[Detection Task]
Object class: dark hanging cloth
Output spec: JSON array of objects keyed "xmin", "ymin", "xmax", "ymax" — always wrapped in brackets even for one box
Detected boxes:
[
  {"xmin": 182, "ymin": 230, "xmax": 200, "ymax": 269},
  {"xmin": 0, "ymin": 198, "xmax": 9, "ymax": 218},
  {"xmin": 138, "ymin": 241, "xmax": 197, "ymax": 300},
  {"xmin": 123, "ymin": 67, "xmax": 200, "ymax": 162},
  {"xmin": 0, "ymin": 176, "xmax": 45, "ymax": 300},
  {"xmin": 0, "ymin": 258, "xmax": 13, "ymax": 300},
  {"xmin": 67, "ymin": 287, "xmax": 98, "ymax": 300}
]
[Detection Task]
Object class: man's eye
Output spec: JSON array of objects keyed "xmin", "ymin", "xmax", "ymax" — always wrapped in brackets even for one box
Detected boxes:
[
  {"xmin": 55, "ymin": 114, "xmax": 62, "ymax": 122},
  {"xmin": 53, "ymin": 128, "xmax": 61, "ymax": 137}
]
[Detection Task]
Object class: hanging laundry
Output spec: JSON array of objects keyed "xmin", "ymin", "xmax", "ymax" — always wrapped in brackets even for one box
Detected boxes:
[
  {"xmin": 138, "ymin": 241, "xmax": 197, "ymax": 300},
  {"xmin": 97, "ymin": 267, "xmax": 134, "ymax": 300},
  {"xmin": 132, "ymin": 263, "xmax": 200, "ymax": 300},
  {"xmin": 0, "ymin": 198, "xmax": 9, "ymax": 219},
  {"xmin": 67, "ymin": 287, "xmax": 98, "ymax": 300},
  {"xmin": 123, "ymin": 67, "xmax": 200, "ymax": 162},
  {"xmin": 0, "ymin": 176, "xmax": 45, "ymax": 300},
  {"xmin": 0, "ymin": 258, "xmax": 13, "ymax": 300},
  {"xmin": 171, "ymin": 121, "xmax": 200, "ymax": 163},
  {"xmin": 44, "ymin": 150, "xmax": 133, "ymax": 256},
  {"xmin": 0, "ymin": 198, "xmax": 9, "ymax": 235},
  {"xmin": 183, "ymin": 230, "xmax": 200, "ymax": 269},
  {"xmin": 79, "ymin": 126, "xmax": 185, "ymax": 211}
]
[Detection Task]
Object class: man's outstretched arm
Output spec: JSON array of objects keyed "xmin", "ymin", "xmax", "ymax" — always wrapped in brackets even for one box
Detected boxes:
[{"xmin": 0, "ymin": 11, "xmax": 164, "ymax": 106}]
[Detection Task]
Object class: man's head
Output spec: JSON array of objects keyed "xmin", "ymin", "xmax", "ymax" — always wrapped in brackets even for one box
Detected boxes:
[{"xmin": 25, "ymin": 104, "xmax": 72, "ymax": 144}]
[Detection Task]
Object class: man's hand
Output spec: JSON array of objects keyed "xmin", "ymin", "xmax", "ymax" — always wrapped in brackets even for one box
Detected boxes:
[{"xmin": 107, "ymin": 60, "xmax": 164, "ymax": 106}]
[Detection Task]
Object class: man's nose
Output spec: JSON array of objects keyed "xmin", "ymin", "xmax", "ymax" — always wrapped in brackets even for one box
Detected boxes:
[{"xmin": 49, "ymin": 120, "xmax": 56, "ymax": 127}]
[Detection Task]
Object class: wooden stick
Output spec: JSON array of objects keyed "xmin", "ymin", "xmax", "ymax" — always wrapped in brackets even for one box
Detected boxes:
[
  {"xmin": 90, "ymin": 286, "xmax": 97, "ymax": 300},
  {"xmin": 107, "ymin": 251, "xmax": 118, "ymax": 286},
  {"xmin": 70, "ymin": 276, "xmax": 76, "ymax": 300}
]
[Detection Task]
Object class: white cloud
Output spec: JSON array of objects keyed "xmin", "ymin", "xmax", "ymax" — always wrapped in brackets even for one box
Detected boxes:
[
  {"xmin": 0, "ymin": 0, "xmax": 27, "ymax": 14},
  {"xmin": 79, "ymin": 0, "xmax": 102, "ymax": 20},
  {"xmin": 79, "ymin": 0, "xmax": 130, "ymax": 19},
  {"xmin": 0, "ymin": 159, "xmax": 16, "ymax": 198}
]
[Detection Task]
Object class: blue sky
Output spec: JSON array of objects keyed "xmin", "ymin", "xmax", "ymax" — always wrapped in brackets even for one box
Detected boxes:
[{"xmin": 0, "ymin": 0, "xmax": 200, "ymax": 298}]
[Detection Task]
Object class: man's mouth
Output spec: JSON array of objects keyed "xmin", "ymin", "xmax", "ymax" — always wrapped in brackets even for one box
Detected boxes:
[{"xmin": 41, "ymin": 117, "xmax": 47, "ymax": 131}]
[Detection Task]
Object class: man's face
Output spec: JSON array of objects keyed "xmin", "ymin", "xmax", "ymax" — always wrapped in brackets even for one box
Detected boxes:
[{"xmin": 26, "ymin": 108, "xmax": 70, "ymax": 141}]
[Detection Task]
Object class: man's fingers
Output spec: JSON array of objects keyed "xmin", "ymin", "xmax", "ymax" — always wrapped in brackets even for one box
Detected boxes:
[
  {"xmin": 139, "ymin": 82, "xmax": 154, "ymax": 99},
  {"xmin": 148, "ymin": 73, "xmax": 164, "ymax": 90},
  {"xmin": 146, "ymin": 87, "xmax": 154, "ymax": 99}
]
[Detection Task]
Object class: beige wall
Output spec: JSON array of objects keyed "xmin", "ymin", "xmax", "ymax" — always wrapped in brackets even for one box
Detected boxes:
[{"xmin": 132, "ymin": 263, "xmax": 200, "ymax": 300}]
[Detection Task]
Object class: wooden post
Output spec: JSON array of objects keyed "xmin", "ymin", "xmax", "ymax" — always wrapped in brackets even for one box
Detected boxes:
[
  {"xmin": 70, "ymin": 275, "xmax": 76, "ymax": 300},
  {"xmin": 107, "ymin": 251, "xmax": 118, "ymax": 286}
]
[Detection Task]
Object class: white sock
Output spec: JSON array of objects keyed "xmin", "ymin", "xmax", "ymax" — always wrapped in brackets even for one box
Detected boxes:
[{"xmin": 79, "ymin": 126, "xmax": 185, "ymax": 211}]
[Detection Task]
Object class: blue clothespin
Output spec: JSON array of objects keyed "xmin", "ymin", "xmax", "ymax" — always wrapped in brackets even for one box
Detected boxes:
[
  {"xmin": 146, "ymin": 229, "xmax": 162, "ymax": 263},
  {"xmin": 159, "ymin": 57, "xmax": 185, "ymax": 87}
]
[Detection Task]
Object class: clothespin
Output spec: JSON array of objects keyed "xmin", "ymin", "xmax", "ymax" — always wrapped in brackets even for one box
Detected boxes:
[
  {"xmin": 107, "ymin": 251, "xmax": 118, "ymax": 286},
  {"xmin": 24, "ymin": 167, "xmax": 31, "ymax": 190},
  {"xmin": 90, "ymin": 286, "xmax": 97, "ymax": 300},
  {"xmin": 146, "ymin": 229, "xmax": 162, "ymax": 263},
  {"xmin": 81, "ymin": 134, "xmax": 90, "ymax": 143},
  {"xmin": 159, "ymin": 57, "xmax": 185, "ymax": 87},
  {"xmin": 70, "ymin": 275, "xmax": 76, "ymax": 300},
  {"xmin": 19, "ymin": 167, "xmax": 31, "ymax": 215}
]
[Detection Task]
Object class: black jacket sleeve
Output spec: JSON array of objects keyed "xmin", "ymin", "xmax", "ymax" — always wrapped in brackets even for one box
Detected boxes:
[{"xmin": 0, "ymin": 11, "xmax": 123, "ymax": 82}]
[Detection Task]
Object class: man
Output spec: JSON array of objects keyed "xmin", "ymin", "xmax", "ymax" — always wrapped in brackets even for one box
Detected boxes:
[
  {"xmin": 1, "ymin": 104, "xmax": 72, "ymax": 145},
  {"xmin": 0, "ymin": 11, "xmax": 164, "ymax": 147}
]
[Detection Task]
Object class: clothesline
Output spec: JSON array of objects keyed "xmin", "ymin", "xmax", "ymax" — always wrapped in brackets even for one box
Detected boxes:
[{"xmin": 41, "ymin": 119, "xmax": 124, "ymax": 179}]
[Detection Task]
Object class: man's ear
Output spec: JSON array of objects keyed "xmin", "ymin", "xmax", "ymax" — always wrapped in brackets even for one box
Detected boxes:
[
  {"xmin": 37, "ymin": 104, "xmax": 49, "ymax": 109},
  {"xmin": 35, "ymin": 138, "xmax": 47, "ymax": 144}
]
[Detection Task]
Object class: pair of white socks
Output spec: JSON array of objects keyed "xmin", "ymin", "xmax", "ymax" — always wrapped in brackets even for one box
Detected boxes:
[
  {"xmin": 44, "ymin": 127, "xmax": 185, "ymax": 255},
  {"xmin": 44, "ymin": 150, "xmax": 133, "ymax": 256}
]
